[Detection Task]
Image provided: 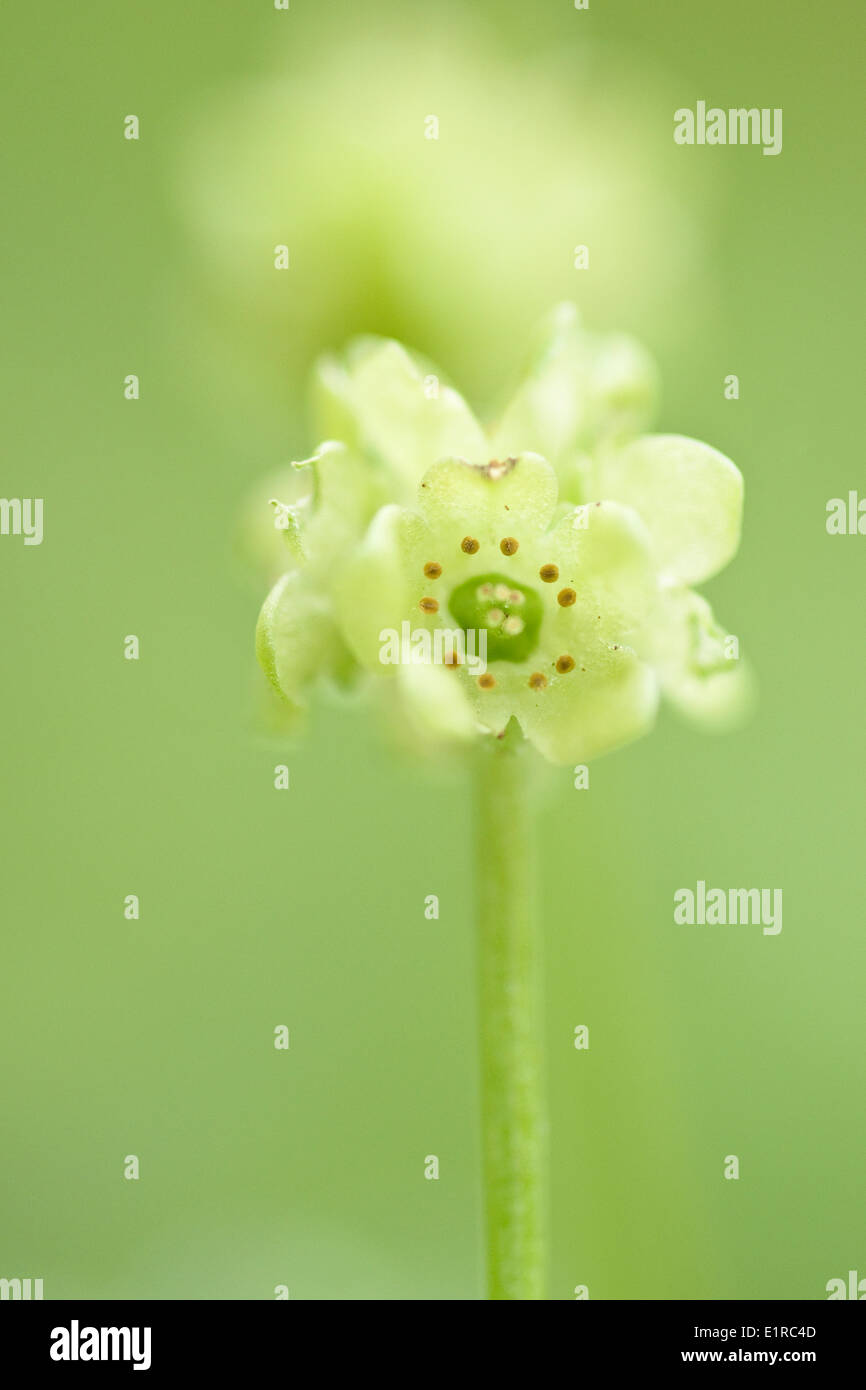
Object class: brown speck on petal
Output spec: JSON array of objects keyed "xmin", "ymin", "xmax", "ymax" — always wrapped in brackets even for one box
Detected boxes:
[
  {"xmin": 419, "ymin": 597, "xmax": 439, "ymax": 614},
  {"xmin": 486, "ymin": 457, "xmax": 517, "ymax": 481},
  {"xmin": 539, "ymin": 563, "xmax": 559, "ymax": 583},
  {"xmin": 423, "ymin": 561, "xmax": 442, "ymax": 579},
  {"xmin": 461, "ymin": 536, "xmax": 480, "ymax": 554},
  {"xmin": 557, "ymin": 588, "xmax": 577, "ymax": 607},
  {"xmin": 500, "ymin": 536, "xmax": 519, "ymax": 556},
  {"xmin": 478, "ymin": 673, "xmax": 496, "ymax": 689},
  {"xmin": 528, "ymin": 672, "xmax": 548, "ymax": 690},
  {"xmin": 555, "ymin": 655, "xmax": 575, "ymax": 673}
]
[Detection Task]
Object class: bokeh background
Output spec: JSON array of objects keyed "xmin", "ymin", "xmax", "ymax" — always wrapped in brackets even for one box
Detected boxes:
[{"xmin": 1, "ymin": 0, "xmax": 864, "ymax": 1299}]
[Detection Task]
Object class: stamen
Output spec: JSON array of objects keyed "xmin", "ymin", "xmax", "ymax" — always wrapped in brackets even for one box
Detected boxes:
[
  {"xmin": 528, "ymin": 672, "xmax": 548, "ymax": 690},
  {"xmin": 461, "ymin": 536, "xmax": 480, "ymax": 554},
  {"xmin": 539, "ymin": 563, "xmax": 559, "ymax": 583},
  {"xmin": 419, "ymin": 597, "xmax": 439, "ymax": 614},
  {"xmin": 502, "ymin": 616, "xmax": 524, "ymax": 636},
  {"xmin": 508, "ymin": 589, "xmax": 524, "ymax": 604},
  {"xmin": 486, "ymin": 607, "xmax": 505, "ymax": 626},
  {"xmin": 493, "ymin": 583, "xmax": 511, "ymax": 602},
  {"xmin": 477, "ymin": 583, "xmax": 494, "ymax": 598},
  {"xmin": 500, "ymin": 537, "xmax": 519, "ymax": 556},
  {"xmin": 555, "ymin": 655, "xmax": 575, "ymax": 673},
  {"xmin": 557, "ymin": 588, "xmax": 577, "ymax": 607},
  {"xmin": 423, "ymin": 561, "xmax": 442, "ymax": 579}
]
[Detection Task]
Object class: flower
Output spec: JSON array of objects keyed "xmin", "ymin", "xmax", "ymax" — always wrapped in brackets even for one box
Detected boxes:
[
  {"xmin": 256, "ymin": 306, "xmax": 751, "ymax": 759},
  {"xmin": 177, "ymin": 23, "xmax": 709, "ymax": 416},
  {"xmin": 335, "ymin": 454, "xmax": 660, "ymax": 764}
]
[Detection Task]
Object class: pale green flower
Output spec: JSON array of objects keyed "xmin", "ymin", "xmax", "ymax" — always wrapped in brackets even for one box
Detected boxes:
[
  {"xmin": 336, "ymin": 454, "xmax": 660, "ymax": 764},
  {"xmin": 257, "ymin": 308, "xmax": 750, "ymax": 758},
  {"xmin": 177, "ymin": 23, "xmax": 711, "ymax": 416}
]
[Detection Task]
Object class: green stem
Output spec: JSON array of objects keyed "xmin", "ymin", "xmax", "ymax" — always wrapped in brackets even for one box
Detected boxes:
[{"xmin": 474, "ymin": 736, "xmax": 546, "ymax": 1300}]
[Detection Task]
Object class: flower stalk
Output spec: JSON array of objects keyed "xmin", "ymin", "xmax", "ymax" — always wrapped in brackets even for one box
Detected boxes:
[{"xmin": 474, "ymin": 733, "xmax": 546, "ymax": 1299}]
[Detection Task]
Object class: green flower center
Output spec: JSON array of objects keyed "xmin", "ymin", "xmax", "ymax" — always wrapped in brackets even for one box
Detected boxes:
[{"xmin": 448, "ymin": 572, "xmax": 543, "ymax": 663}]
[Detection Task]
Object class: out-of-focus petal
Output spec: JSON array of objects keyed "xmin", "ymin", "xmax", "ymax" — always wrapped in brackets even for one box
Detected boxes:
[
  {"xmin": 600, "ymin": 434, "xmax": 743, "ymax": 584},
  {"xmin": 313, "ymin": 338, "xmax": 487, "ymax": 497},
  {"xmin": 256, "ymin": 572, "xmax": 347, "ymax": 707},
  {"xmin": 492, "ymin": 302, "xmax": 658, "ymax": 479},
  {"xmin": 644, "ymin": 587, "xmax": 754, "ymax": 729}
]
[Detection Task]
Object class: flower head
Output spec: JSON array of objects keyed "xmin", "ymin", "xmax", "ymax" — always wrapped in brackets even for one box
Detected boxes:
[{"xmin": 256, "ymin": 306, "xmax": 751, "ymax": 760}]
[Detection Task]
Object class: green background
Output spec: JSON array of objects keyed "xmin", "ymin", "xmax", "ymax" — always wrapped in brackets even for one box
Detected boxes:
[{"xmin": 1, "ymin": 0, "xmax": 863, "ymax": 1299}]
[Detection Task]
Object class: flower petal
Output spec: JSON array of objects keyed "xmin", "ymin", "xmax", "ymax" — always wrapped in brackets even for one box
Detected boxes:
[
  {"xmin": 393, "ymin": 662, "xmax": 477, "ymax": 746},
  {"xmin": 643, "ymin": 587, "xmax": 754, "ymax": 729},
  {"xmin": 600, "ymin": 433, "xmax": 743, "ymax": 584},
  {"xmin": 541, "ymin": 499, "xmax": 657, "ymax": 642},
  {"xmin": 492, "ymin": 302, "xmax": 658, "ymax": 479},
  {"xmin": 256, "ymin": 572, "xmax": 346, "ymax": 706},
  {"xmin": 299, "ymin": 442, "xmax": 385, "ymax": 575},
  {"xmin": 417, "ymin": 453, "xmax": 558, "ymax": 542},
  {"xmin": 334, "ymin": 504, "xmax": 430, "ymax": 669},
  {"xmin": 520, "ymin": 644, "xmax": 659, "ymax": 765},
  {"xmin": 313, "ymin": 337, "xmax": 487, "ymax": 498}
]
